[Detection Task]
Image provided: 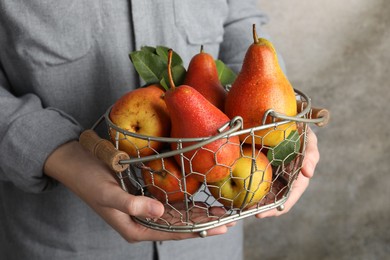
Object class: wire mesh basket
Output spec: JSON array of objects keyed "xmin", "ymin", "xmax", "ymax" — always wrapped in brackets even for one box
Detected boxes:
[{"xmin": 79, "ymin": 88, "xmax": 329, "ymax": 236}]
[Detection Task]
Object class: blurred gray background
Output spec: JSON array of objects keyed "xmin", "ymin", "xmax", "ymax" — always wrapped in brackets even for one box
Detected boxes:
[{"xmin": 244, "ymin": 0, "xmax": 390, "ymax": 259}]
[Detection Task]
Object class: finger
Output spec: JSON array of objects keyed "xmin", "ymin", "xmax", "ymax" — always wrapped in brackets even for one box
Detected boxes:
[
  {"xmin": 96, "ymin": 181, "xmax": 165, "ymax": 219},
  {"xmin": 98, "ymin": 204, "xmax": 229, "ymax": 242},
  {"xmin": 301, "ymin": 127, "xmax": 320, "ymax": 179},
  {"xmin": 140, "ymin": 224, "xmax": 229, "ymax": 242},
  {"xmin": 255, "ymin": 173, "xmax": 310, "ymax": 218}
]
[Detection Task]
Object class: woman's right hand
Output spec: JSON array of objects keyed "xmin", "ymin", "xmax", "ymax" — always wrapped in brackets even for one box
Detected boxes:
[{"xmin": 43, "ymin": 141, "xmax": 232, "ymax": 242}]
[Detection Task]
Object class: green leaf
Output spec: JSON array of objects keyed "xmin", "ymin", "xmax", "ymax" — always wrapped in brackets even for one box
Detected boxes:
[
  {"xmin": 215, "ymin": 60, "xmax": 237, "ymax": 86},
  {"xmin": 156, "ymin": 46, "xmax": 183, "ymax": 67},
  {"xmin": 267, "ymin": 130, "xmax": 301, "ymax": 166},
  {"xmin": 159, "ymin": 78, "xmax": 169, "ymax": 91},
  {"xmin": 140, "ymin": 46, "xmax": 156, "ymax": 53},
  {"xmin": 160, "ymin": 65, "xmax": 187, "ymax": 90},
  {"xmin": 129, "ymin": 51, "xmax": 166, "ymax": 84}
]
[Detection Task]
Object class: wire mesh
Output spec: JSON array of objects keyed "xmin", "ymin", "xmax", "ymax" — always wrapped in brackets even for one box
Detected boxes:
[{"xmin": 92, "ymin": 89, "xmax": 323, "ymax": 233}]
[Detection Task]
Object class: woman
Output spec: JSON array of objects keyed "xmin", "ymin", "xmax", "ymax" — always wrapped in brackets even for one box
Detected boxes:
[{"xmin": 0, "ymin": 1, "xmax": 319, "ymax": 259}]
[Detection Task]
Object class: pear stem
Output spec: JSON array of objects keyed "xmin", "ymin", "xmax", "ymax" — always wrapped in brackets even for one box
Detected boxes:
[
  {"xmin": 252, "ymin": 24, "xmax": 259, "ymax": 44},
  {"xmin": 167, "ymin": 49, "xmax": 175, "ymax": 90}
]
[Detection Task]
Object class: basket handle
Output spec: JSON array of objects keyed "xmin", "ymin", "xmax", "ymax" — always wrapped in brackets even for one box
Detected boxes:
[
  {"xmin": 79, "ymin": 129, "xmax": 130, "ymax": 172},
  {"xmin": 297, "ymin": 101, "xmax": 330, "ymax": 127}
]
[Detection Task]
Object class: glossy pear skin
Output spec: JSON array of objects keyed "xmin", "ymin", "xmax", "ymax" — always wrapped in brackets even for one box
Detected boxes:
[
  {"xmin": 142, "ymin": 157, "xmax": 202, "ymax": 203},
  {"xmin": 208, "ymin": 145, "xmax": 272, "ymax": 209},
  {"xmin": 164, "ymin": 85, "xmax": 240, "ymax": 183},
  {"xmin": 225, "ymin": 38, "xmax": 297, "ymax": 147},
  {"xmin": 109, "ymin": 84, "xmax": 170, "ymax": 157},
  {"xmin": 184, "ymin": 50, "xmax": 226, "ymax": 110}
]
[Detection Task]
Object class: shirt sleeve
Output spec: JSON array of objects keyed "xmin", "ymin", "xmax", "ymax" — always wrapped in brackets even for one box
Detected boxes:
[
  {"xmin": 0, "ymin": 65, "xmax": 83, "ymax": 193},
  {"xmin": 220, "ymin": 0, "xmax": 286, "ymax": 74}
]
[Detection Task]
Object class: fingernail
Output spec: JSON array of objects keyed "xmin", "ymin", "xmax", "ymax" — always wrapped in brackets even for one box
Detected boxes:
[{"xmin": 149, "ymin": 201, "xmax": 163, "ymax": 218}]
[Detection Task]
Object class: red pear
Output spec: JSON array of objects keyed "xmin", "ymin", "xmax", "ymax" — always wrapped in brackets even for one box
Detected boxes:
[
  {"xmin": 225, "ymin": 24, "xmax": 297, "ymax": 147},
  {"xmin": 164, "ymin": 50, "xmax": 240, "ymax": 183},
  {"xmin": 184, "ymin": 46, "xmax": 227, "ymax": 110},
  {"xmin": 142, "ymin": 157, "xmax": 202, "ymax": 203}
]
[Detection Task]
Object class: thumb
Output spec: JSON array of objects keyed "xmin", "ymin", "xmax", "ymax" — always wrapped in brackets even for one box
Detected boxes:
[
  {"xmin": 99, "ymin": 185, "xmax": 165, "ymax": 219},
  {"xmin": 123, "ymin": 195, "xmax": 165, "ymax": 219},
  {"xmin": 301, "ymin": 127, "xmax": 319, "ymax": 179}
]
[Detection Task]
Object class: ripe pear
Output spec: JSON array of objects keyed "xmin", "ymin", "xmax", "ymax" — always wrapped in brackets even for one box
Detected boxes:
[
  {"xmin": 208, "ymin": 145, "xmax": 272, "ymax": 209},
  {"xmin": 109, "ymin": 84, "xmax": 170, "ymax": 157},
  {"xmin": 164, "ymin": 50, "xmax": 240, "ymax": 183},
  {"xmin": 225, "ymin": 24, "xmax": 297, "ymax": 147},
  {"xmin": 142, "ymin": 157, "xmax": 202, "ymax": 203},
  {"xmin": 183, "ymin": 46, "xmax": 227, "ymax": 110}
]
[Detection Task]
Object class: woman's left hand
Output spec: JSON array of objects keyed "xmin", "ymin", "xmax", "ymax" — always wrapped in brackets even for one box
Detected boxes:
[{"xmin": 255, "ymin": 127, "xmax": 320, "ymax": 218}]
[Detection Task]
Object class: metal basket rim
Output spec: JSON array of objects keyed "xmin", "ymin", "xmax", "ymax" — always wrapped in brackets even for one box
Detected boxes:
[
  {"xmin": 84, "ymin": 88, "xmax": 318, "ymax": 234},
  {"xmin": 131, "ymin": 195, "xmax": 289, "ymax": 233}
]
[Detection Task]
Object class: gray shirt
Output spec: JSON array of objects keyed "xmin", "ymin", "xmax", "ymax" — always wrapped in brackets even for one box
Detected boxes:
[{"xmin": 0, "ymin": 0, "xmax": 269, "ymax": 259}]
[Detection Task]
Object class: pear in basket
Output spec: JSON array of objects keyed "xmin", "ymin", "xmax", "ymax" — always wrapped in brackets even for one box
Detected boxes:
[
  {"xmin": 142, "ymin": 157, "xmax": 202, "ymax": 203},
  {"xmin": 208, "ymin": 145, "xmax": 272, "ymax": 209},
  {"xmin": 164, "ymin": 49, "xmax": 240, "ymax": 183},
  {"xmin": 225, "ymin": 24, "xmax": 297, "ymax": 147},
  {"xmin": 109, "ymin": 84, "xmax": 170, "ymax": 157},
  {"xmin": 183, "ymin": 45, "xmax": 227, "ymax": 110}
]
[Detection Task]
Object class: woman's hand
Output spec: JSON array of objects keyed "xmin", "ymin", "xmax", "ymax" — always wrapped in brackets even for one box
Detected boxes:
[
  {"xmin": 44, "ymin": 141, "xmax": 232, "ymax": 242},
  {"xmin": 255, "ymin": 127, "xmax": 320, "ymax": 218}
]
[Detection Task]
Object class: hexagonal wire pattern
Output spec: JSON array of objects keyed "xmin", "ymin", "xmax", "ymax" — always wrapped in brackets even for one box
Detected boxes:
[{"xmin": 90, "ymin": 89, "xmax": 326, "ymax": 234}]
